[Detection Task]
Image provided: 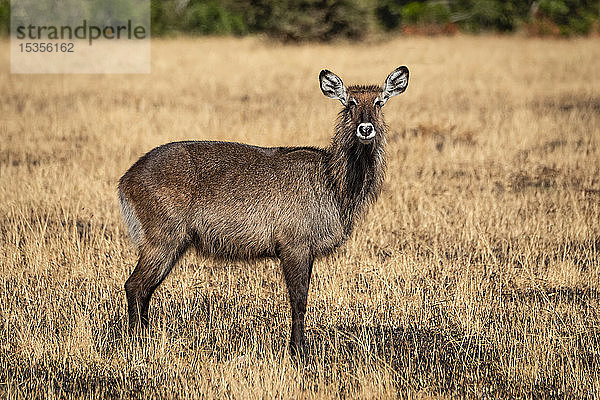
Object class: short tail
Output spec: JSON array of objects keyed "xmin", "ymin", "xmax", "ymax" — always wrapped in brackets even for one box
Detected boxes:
[{"xmin": 118, "ymin": 187, "xmax": 143, "ymax": 248}]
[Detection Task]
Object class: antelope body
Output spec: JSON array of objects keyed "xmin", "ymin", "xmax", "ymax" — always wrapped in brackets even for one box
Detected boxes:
[{"xmin": 119, "ymin": 67, "xmax": 409, "ymax": 355}]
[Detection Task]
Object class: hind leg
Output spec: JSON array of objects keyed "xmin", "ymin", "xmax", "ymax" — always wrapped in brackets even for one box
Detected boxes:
[{"xmin": 125, "ymin": 241, "xmax": 188, "ymax": 332}]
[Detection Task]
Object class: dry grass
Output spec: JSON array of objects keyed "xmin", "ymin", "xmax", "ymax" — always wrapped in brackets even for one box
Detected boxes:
[{"xmin": 1, "ymin": 35, "xmax": 599, "ymax": 398}]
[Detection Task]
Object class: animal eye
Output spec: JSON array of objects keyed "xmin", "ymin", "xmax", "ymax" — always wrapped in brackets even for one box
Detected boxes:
[
  {"xmin": 348, "ymin": 98, "xmax": 357, "ymax": 107},
  {"xmin": 373, "ymin": 98, "xmax": 383, "ymax": 107}
]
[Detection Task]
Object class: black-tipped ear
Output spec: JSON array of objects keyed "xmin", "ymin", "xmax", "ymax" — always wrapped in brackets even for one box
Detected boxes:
[
  {"xmin": 319, "ymin": 69, "xmax": 348, "ymax": 106},
  {"xmin": 380, "ymin": 66, "xmax": 409, "ymax": 105}
]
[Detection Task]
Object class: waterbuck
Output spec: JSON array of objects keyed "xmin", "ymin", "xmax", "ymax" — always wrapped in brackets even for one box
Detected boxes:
[{"xmin": 119, "ymin": 67, "xmax": 409, "ymax": 356}]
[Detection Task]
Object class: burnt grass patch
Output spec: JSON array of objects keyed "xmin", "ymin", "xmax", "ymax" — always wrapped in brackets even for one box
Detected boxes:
[
  {"xmin": 306, "ymin": 323, "xmax": 509, "ymax": 397},
  {"xmin": 305, "ymin": 319, "xmax": 594, "ymax": 398},
  {"xmin": 0, "ymin": 362, "xmax": 139, "ymax": 399},
  {"xmin": 501, "ymin": 285, "xmax": 600, "ymax": 309},
  {"xmin": 509, "ymin": 165, "xmax": 560, "ymax": 191},
  {"xmin": 401, "ymin": 124, "xmax": 478, "ymax": 151},
  {"xmin": 532, "ymin": 94, "xmax": 600, "ymax": 114}
]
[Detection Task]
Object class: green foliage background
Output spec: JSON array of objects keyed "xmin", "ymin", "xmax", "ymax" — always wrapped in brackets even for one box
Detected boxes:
[{"xmin": 2, "ymin": 0, "xmax": 600, "ymax": 40}]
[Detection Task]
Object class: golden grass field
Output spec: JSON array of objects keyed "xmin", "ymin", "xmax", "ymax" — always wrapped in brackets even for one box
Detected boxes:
[{"xmin": 1, "ymin": 35, "xmax": 599, "ymax": 398}]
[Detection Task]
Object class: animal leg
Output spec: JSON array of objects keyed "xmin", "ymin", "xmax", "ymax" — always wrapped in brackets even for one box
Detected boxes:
[
  {"xmin": 280, "ymin": 248, "xmax": 314, "ymax": 358},
  {"xmin": 125, "ymin": 241, "xmax": 188, "ymax": 332}
]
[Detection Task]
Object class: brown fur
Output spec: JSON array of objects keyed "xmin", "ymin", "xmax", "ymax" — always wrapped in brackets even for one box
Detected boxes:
[{"xmin": 119, "ymin": 68, "xmax": 409, "ymax": 356}]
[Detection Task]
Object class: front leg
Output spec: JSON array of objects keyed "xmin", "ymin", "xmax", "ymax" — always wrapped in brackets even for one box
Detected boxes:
[{"xmin": 279, "ymin": 247, "xmax": 314, "ymax": 358}]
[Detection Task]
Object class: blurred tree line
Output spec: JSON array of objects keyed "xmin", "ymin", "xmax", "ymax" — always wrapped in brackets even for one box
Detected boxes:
[{"xmin": 1, "ymin": 0, "xmax": 599, "ymax": 40}]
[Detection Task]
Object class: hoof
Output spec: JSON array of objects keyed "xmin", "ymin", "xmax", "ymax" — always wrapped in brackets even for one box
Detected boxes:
[{"xmin": 289, "ymin": 341, "xmax": 308, "ymax": 362}]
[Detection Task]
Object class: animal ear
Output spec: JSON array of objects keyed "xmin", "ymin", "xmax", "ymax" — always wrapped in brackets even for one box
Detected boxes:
[
  {"xmin": 319, "ymin": 69, "xmax": 348, "ymax": 106},
  {"xmin": 380, "ymin": 66, "xmax": 409, "ymax": 106}
]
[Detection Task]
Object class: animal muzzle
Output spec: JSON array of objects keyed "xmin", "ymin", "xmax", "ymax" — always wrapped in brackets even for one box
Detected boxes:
[{"xmin": 356, "ymin": 123, "xmax": 375, "ymax": 143}]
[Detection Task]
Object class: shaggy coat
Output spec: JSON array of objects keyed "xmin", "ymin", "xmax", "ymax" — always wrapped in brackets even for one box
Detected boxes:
[{"xmin": 119, "ymin": 67, "xmax": 409, "ymax": 355}]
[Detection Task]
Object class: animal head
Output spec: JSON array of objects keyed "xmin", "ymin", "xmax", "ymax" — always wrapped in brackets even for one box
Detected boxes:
[{"xmin": 319, "ymin": 66, "xmax": 409, "ymax": 144}]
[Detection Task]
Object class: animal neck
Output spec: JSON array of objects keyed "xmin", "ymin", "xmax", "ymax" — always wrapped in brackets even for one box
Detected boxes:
[{"xmin": 325, "ymin": 121, "xmax": 387, "ymax": 235}]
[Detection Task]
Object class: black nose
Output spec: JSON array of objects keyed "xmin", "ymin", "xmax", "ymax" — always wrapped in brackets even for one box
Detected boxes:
[{"xmin": 359, "ymin": 125, "xmax": 373, "ymax": 135}]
